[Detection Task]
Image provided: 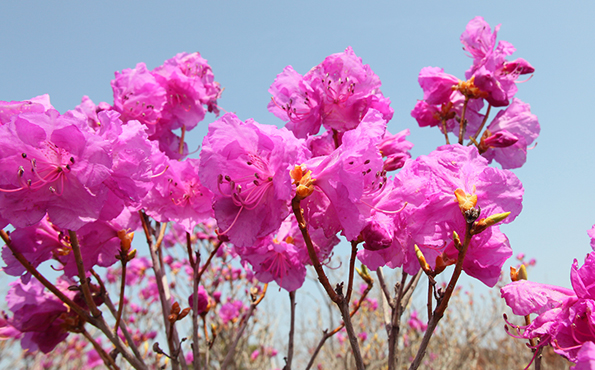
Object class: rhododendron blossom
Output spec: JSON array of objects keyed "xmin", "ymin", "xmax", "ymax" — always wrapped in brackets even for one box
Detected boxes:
[
  {"xmin": 461, "ymin": 16, "xmax": 534, "ymax": 107},
  {"xmin": 199, "ymin": 113, "xmax": 309, "ymax": 247},
  {"xmin": 479, "ymin": 98, "xmax": 540, "ymax": 169},
  {"xmin": 502, "ymin": 250, "xmax": 595, "ymax": 364},
  {"xmin": 0, "ymin": 109, "xmax": 112, "ymax": 229},
  {"xmin": 269, "ymin": 46, "xmax": 393, "ymax": 137}
]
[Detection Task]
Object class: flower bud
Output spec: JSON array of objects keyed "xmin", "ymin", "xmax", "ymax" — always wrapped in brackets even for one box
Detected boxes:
[
  {"xmin": 415, "ymin": 245, "xmax": 432, "ymax": 275},
  {"xmin": 510, "ymin": 264, "xmax": 528, "ymax": 282},
  {"xmin": 471, "ymin": 212, "xmax": 511, "ymax": 235},
  {"xmin": 454, "ymin": 188, "xmax": 477, "ymax": 214}
]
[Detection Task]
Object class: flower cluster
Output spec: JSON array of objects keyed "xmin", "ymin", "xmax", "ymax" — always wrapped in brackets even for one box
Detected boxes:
[
  {"xmin": 0, "ymin": 16, "xmax": 552, "ymax": 368},
  {"xmin": 502, "ymin": 226, "xmax": 595, "ymax": 368},
  {"xmin": 411, "ymin": 16, "xmax": 539, "ymax": 169}
]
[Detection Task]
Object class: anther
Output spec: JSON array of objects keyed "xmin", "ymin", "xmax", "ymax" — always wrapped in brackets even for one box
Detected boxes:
[
  {"xmin": 70, "ymin": 157, "xmax": 75, "ymax": 164},
  {"xmin": 225, "ymin": 175, "xmax": 231, "ymax": 182},
  {"xmin": 21, "ymin": 153, "xmax": 27, "ymax": 158},
  {"xmin": 364, "ymin": 159, "xmax": 370, "ymax": 164}
]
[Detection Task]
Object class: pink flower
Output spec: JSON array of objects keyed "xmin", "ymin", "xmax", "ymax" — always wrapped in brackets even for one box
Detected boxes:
[
  {"xmin": 269, "ymin": 47, "xmax": 393, "ymax": 137},
  {"xmin": 0, "ymin": 94, "xmax": 53, "ymax": 125},
  {"xmin": 378, "ymin": 129, "xmax": 413, "ymax": 171},
  {"xmin": 461, "ymin": 17, "xmax": 534, "ymax": 107},
  {"xmin": 268, "ymin": 65, "xmax": 323, "ymax": 138},
  {"xmin": 111, "ymin": 62, "xmax": 167, "ymax": 133},
  {"xmin": 238, "ymin": 231, "xmax": 307, "ymax": 292},
  {"xmin": 502, "ymin": 250, "xmax": 595, "ymax": 363},
  {"xmin": 302, "ymin": 109, "xmax": 395, "ymax": 241},
  {"xmin": 199, "ymin": 113, "xmax": 309, "ymax": 247},
  {"xmin": 418, "ymin": 67, "xmax": 459, "ymax": 105},
  {"xmin": 479, "ymin": 98, "xmax": 540, "ymax": 169},
  {"xmin": 6, "ymin": 277, "xmax": 78, "ymax": 353},
  {"xmin": 143, "ymin": 157, "xmax": 213, "ymax": 233},
  {"xmin": 571, "ymin": 342, "xmax": 595, "ymax": 370},
  {"xmin": 188, "ymin": 285, "xmax": 210, "ymax": 314},
  {"xmin": 219, "ymin": 300, "xmax": 245, "ymax": 325},
  {"xmin": 0, "ymin": 109, "xmax": 113, "ymax": 230},
  {"xmin": 361, "ymin": 144, "xmax": 522, "ymax": 286},
  {"xmin": 152, "ymin": 52, "xmax": 222, "ymax": 132},
  {"xmin": 411, "ymin": 91, "xmax": 485, "ymax": 140},
  {"xmin": 589, "ymin": 225, "xmax": 595, "ymax": 250}
]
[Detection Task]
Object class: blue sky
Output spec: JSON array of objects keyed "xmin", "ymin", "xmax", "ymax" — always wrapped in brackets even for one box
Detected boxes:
[{"xmin": 1, "ymin": 1, "xmax": 594, "ymax": 291}]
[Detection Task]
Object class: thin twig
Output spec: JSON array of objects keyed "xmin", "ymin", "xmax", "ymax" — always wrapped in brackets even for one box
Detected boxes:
[
  {"xmin": 179, "ymin": 124, "xmax": 186, "ymax": 155},
  {"xmin": 458, "ymin": 96, "xmax": 470, "ymax": 145},
  {"xmin": 441, "ymin": 118, "xmax": 450, "ymax": 145},
  {"xmin": 90, "ymin": 269, "xmax": 144, "ymax": 361},
  {"xmin": 409, "ymin": 223, "xmax": 473, "ymax": 370},
  {"xmin": 284, "ymin": 290, "xmax": 296, "ymax": 370},
  {"xmin": 220, "ymin": 284, "xmax": 268, "ymax": 369},
  {"xmin": 69, "ymin": 230, "xmax": 102, "ymax": 317},
  {"xmin": 82, "ymin": 328, "xmax": 121, "ymax": 370},
  {"xmin": 192, "ymin": 251, "xmax": 201, "ymax": 370},
  {"xmin": 470, "ymin": 104, "xmax": 492, "ymax": 143},
  {"xmin": 141, "ymin": 214, "xmax": 186, "ymax": 370},
  {"xmin": 305, "ymin": 279, "xmax": 373, "ymax": 370},
  {"xmin": 1, "ymin": 230, "xmax": 91, "ymax": 321},
  {"xmin": 114, "ymin": 257, "xmax": 128, "ymax": 335},
  {"xmin": 291, "ymin": 197, "xmax": 364, "ymax": 370},
  {"xmin": 197, "ymin": 240, "xmax": 222, "ymax": 282},
  {"xmin": 346, "ymin": 241, "xmax": 358, "ymax": 303}
]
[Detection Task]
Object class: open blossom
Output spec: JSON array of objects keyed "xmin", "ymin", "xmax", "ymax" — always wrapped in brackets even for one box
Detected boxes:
[
  {"xmin": 269, "ymin": 47, "xmax": 393, "ymax": 137},
  {"xmin": 199, "ymin": 113, "xmax": 309, "ymax": 247},
  {"xmin": 111, "ymin": 62, "xmax": 167, "ymax": 133},
  {"xmin": 418, "ymin": 67, "xmax": 459, "ymax": 106},
  {"xmin": 461, "ymin": 16, "xmax": 534, "ymax": 107},
  {"xmin": 411, "ymin": 90, "xmax": 485, "ymax": 140},
  {"xmin": 238, "ymin": 232, "xmax": 306, "ymax": 292},
  {"xmin": 0, "ymin": 94, "xmax": 53, "ymax": 125},
  {"xmin": 502, "ymin": 238, "xmax": 595, "ymax": 364},
  {"xmin": 301, "ymin": 109, "xmax": 404, "ymax": 242},
  {"xmin": 479, "ymin": 98, "xmax": 540, "ymax": 169},
  {"xmin": 361, "ymin": 144, "xmax": 522, "ymax": 286},
  {"xmin": 152, "ymin": 52, "xmax": 222, "ymax": 132},
  {"xmin": 143, "ymin": 157, "xmax": 213, "ymax": 233},
  {"xmin": 0, "ymin": 109, "xmax": 112, "ymax": 230},
  {"xmin": 4, "ymin": 277, "xmax": 94, "ymax": 353}
]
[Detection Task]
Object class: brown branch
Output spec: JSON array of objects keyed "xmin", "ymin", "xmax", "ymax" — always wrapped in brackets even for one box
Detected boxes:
[
  {"xmin": 458, "ymin": 96, "xmax": 470, "ymax": 145},
  {"xmin": 305, "ymin": 279, "xmax": 373, "ymax": 370},
  {"xmin": 197, "ymin": 240, "xmax": 222, "ymax": 282},
  {"xmin": 82, "ymin": 328, "xmax": 120, "ymax": 370},
  {"xmin": 409, "ymin": 223, "xmax": 473, "ymax": 370},
  {"xmin": 221, "ymin": 284, "xmax": 268, "ymax": 368},
  {"xmin": 140, "ymin": 215, "xmax": 187, "ymax": 370},
  {"xmin": 192, "ymin": 251, "xmax": 201, "ymax": 370},
  {"xmin": 346, "ymin": 241, "xmax": 358, "ymax": 303},
  {"xmin": 113, "ymin": 258, "xmax": 128, "ymax": 335},
  {"xmin": 90, "ymin": 269, "xmax": 144, "ymax": 361},
  {"xmin": 470, "ymin": 104, "xmax": 492, "ymax": 143},
  {"xmin": 1, "ymin": 229, "xmax": 91, "ymax": 321},
  {"xmin": 291, "ymin": 197, "xmax": 364, "ymax": 369},
  {"xmin": 69, "ymin": 230, "xmax": 102, "ymax": 318},
  {"xmin": 291, "ymin": 197, "xmax": 338, "ymax": 303},
  {"xmin": 283, "ymin": 290, "xmax": 296, "ymax": 370}
]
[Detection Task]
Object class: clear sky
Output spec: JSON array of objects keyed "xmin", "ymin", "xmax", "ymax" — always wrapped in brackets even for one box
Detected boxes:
[{"xmin": 1, "ymin": 1, "xmax": 594, "ymax": 291}]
